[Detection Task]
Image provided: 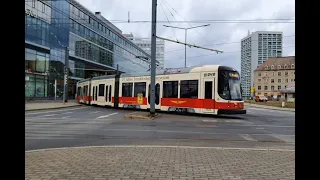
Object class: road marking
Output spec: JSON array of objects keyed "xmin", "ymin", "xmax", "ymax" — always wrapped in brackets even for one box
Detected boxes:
[
  {"xmin": 61, "ymin": 112, "xmax": 73, "ymax": 114},
  {"xmin": 236, "ymin": 125, "xmax": 294, "ymax": 128},
  {"xmin": 202, "ymin": 120, "xmax": 218, "ymax": 122},
  {"xmin": 103, "ymin": 128, "xmax": 228, "ymax": 135},
  {"xmin": 61, "ymin": 116, "xmax": 71, "ymax": 119},
  {"xmin": 256, "ymin": 127, "xmax": 264, "ymax": 130},
  {"xmin": 246, "ymin": 107, "xmax": 295, "ymax": 113},
  {"xmin": 25, "ymin": 106, "xmax": 90, "ymax": 115},
  {"xmin": 89, "ymin": 111, "xmax": 101, "ymax": 114},
  {"xmin": 38, "ymin": 114, "xmax": 58, "ymax": 117},
  {"xmin": 95, "ymin": 112, "xmax": 118, "ymax": 119},
  {"xmin": 239, "ymin": 134, "xmax": 257, "ymax": 141}
]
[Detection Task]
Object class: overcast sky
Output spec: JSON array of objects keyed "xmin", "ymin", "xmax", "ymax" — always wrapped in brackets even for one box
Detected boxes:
[{"xmin": 77, "ymin": 0, "xmax": 295, "ymax": 71}]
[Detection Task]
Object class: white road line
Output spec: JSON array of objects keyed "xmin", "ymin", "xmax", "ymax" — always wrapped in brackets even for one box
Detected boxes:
[
  {"xmin": 236, "ymin": 124, "xmax": 294, "ymax": 128},
  {"xmin": 256, "ymin": 127, "xmax": 264, "ymax": 130},
  {"xmin": 239, "ymin": 134, "xmax": 257, "ymax": 141},
  {"xmin": 95, "ymin": 112, "xmax": 118, "ymax": 119},
  {"xmin": 61, "ymin": 116, "xmax": 71, "ymax": 119},
  {"xmin": 89, "ymin": 111, "xmax": 101, "ymax": 114},
  {"xmin": 61, "ymin": 112, "xmax": 73, "ymax": 115},
  {"xmin": 202, "ymin": 120, "xmax": 218, "ymax": 122},
  {"xmin": 25, "ymin": 106, "xmax": 90, "ymax": 115},
  {"xmin": 38, "ymin": 114, "xmax": 58, "ymax": 117},
  {"xmin": 103, "ymin": 128, "xmax": 228, "ymax": 135}
]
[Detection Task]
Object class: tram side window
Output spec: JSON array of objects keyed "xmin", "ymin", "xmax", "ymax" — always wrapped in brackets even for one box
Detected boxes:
[
  {"xmin": 98, "ymin": 84, "xmax": 105, "ymax": 96},
  {"xmin": 122, "ymin": 83, "xmax": 133, "ymax": 97},
  {"xmin": 134, "ymin": 82, "xmax": 146, "ymax": 97},
  {"xmin": 180, "ymin": 80, "xmax": 198, "ymax": 98},
  {"xmin": 163, "ymin": 81, "xmax": 178, "ymax": 98}
]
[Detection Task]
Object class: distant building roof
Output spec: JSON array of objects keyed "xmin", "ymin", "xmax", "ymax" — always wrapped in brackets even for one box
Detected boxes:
[{"xmin": 255, "ymin": 56, "xmax": 295, "ymax": 71}]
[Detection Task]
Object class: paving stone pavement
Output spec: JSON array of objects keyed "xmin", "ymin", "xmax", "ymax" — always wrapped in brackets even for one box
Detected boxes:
[{"xmin": 25, "ymin": 146, "xmax": 295, "ymax": 180}]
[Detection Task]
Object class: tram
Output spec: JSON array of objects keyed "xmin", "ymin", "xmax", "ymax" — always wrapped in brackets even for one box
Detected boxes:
[{"xmin": 76, "ymin": 65, "xmax": 246, "ymax": 115}]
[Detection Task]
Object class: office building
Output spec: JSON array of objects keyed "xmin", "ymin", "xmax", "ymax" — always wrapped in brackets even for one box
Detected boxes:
[
  {"xmin": 240, "ymin": 31, "xmax": 283, "ymax": 99},
  {"xmin": 253, "ymin": 56, "xmax": 295, "ymax": 100},
  {"xmin": 25, "ymin": 0, "xmax": 153, "ymax": 100},
  {"xmin": 123, "ymin": 33, "xmax": 165, "ymax": 69}
]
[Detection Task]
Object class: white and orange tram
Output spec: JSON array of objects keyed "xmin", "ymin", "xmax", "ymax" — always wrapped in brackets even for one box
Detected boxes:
[{"xmin": 76, "ymin": 65, "xmax": 246, "ymax": 115}]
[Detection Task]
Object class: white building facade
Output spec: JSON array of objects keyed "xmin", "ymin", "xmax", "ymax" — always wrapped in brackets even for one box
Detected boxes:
[
  {"xmin": 123, "ymin": 33, "xmax": 165, "ymax": 69},
  {"xmin": 240, "ymin": 31, "xmax": 283, "ymax": 99}
]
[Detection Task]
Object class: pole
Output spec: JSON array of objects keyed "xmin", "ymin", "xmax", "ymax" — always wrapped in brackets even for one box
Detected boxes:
[
  {"xmin": 150, "ymin": 0, "xmax": 157, "ymax": 116},
  {"xmin": 64, "ymin": 46, "xmax": 69, "ymax": 103},
  {"xmin": 184, "ymin": 29, "xmax": 187, "ymax": 68},
  {"xmin": 55, "ymin": 79, "xmax": 57, "ymax": 100}
]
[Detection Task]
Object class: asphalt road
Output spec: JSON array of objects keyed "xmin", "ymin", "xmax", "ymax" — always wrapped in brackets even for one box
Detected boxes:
[{"xmin": 25, "ymin": 105, "xmax": 295, "ymax": 151}]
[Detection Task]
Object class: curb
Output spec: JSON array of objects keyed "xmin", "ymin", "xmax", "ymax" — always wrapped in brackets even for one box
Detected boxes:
[
  {"xmin": 125, "ymin": 112, "xmax": 162, "ymax": 120},
  {"xmin": 245, "ymin": 104, "xmax": 295, "ymax": 112},
  {"xmin": 25, "ymin": 104, "xmax": 83, "ymax": 112},
  {"xmin": 25, "ymin": 145, "xmax": 295, "ymax": 153}
]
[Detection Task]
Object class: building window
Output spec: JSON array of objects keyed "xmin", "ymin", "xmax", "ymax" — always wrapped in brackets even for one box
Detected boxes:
[
  {"xmin": 258, "ymin": 72, "xmax": 261, "ymax": 76},
  {"xmin": 258, "ymin": 86, "xmax": 261, "ymax": 90},
  {"xmin": 271, "ymin": 86, "xmax": 274, "ymax": 90},
  {"xmin": 291, "ymin": 64, "xmax": 295, "ymax": 69},
  {"xmin": 278, "ymin": 72, "xmax": 281, "ymax": 76},
  {"xmin": 278, "ymin": 65, "xmax": 281, "ymax": 69},
  {"xmin": 271, "ymin": 79, "xmax": 274, "ymax": 83},
  {"xmin": 42, "ymin": 3, "xmax": 45, "ymax": 12},
  {"xmin": 271, "ymin": 65, "xmax": 274, "ymax": 69},
  {"xmin": 278, "ymin": 86, "xmax": 281, "ymax": 90},
  {"xmin": 278, "ymin": 79, "xmax": 281, "ymax": 83},
  {"xmin": 265, "ymin": 66, "xmax": 268, "ymax": 70},
  {"xmin": 32, "ymin": 0, "xmax": 35, "ymax": 8},
  {"xmin": 272, "ymin": 72, "xmax": 275, "ymax": 76},
  {"xmin": 285, "ymin": 72, "xmax": 288, "ymax": 76},
  {"xmin": 286, "ymin": 79, "xmax": 288, "ymax": 83},
  {"xmin": 291, "ymin": 79, "xmax": 294, "ymax": 82},
  {"xmin": 258, "ymin": 79, "xmax": 261, "ymax": 82},
  {"xmin": 264, "ymin": 86, "xmax": 268, "ymax": 90},
  {"xmin": 180, "ymin": 80, "xmax": 198, "ymax": 98}
]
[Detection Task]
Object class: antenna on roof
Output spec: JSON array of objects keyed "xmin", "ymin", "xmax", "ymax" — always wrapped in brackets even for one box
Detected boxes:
[{"xmin": 128, "ymin": 11, "xmax": 130, "ymax": 23}]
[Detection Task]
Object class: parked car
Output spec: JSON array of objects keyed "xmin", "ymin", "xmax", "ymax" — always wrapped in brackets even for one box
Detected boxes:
[{"xmin": 255, "ymin": 95, "xmax": 268, "ymax": 102}]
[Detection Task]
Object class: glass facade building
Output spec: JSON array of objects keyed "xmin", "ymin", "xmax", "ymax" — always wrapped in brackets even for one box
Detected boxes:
[{"xmin": 25, "ymin": 0, "xmax": 153, "ymax": 100}]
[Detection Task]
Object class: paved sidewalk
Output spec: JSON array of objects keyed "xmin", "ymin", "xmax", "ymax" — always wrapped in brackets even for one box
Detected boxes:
[
  {"xmin": 25, "ymin": 100, "xmax": 82, "ymax": 111},
  {"xmin": 245, "ymin": 103, "xmax": 295, "ymax": 112},
  {"xmin": 25, "ymin": 146, "xmax": 294, "ymax": 180}
]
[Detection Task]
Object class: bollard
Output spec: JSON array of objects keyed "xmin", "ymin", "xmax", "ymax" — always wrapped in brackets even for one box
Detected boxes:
[{"xmin": 282, "ymin": 101, "xmax": 285, "ymax": 108}]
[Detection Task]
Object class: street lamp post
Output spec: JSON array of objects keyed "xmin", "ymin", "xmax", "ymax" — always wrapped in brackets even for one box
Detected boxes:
[{"xmin": 163, "ymin": 24, "xmax": 210, "ymax": 68}]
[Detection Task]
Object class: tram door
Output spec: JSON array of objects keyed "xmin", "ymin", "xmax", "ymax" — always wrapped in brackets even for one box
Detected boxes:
[{"xmin": 202, "ymin": 75, "xmax": 216, "ymax": 114}]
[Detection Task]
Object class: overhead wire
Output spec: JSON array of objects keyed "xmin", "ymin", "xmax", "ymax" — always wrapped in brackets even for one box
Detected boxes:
[
  {"xmin": 160, "ymin": 0, "xmax": 196, "ymax": 46},
  {"xmin": 159, "ymin": 1, "xmax": 179, "ymax": 41},
  {"xmin": 167, "ymin": 45, "xmax": 295, "ymax": 62},
  {"xmin": 165, "ymin": 35, "xmax": 295, "ymax": 53}
]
